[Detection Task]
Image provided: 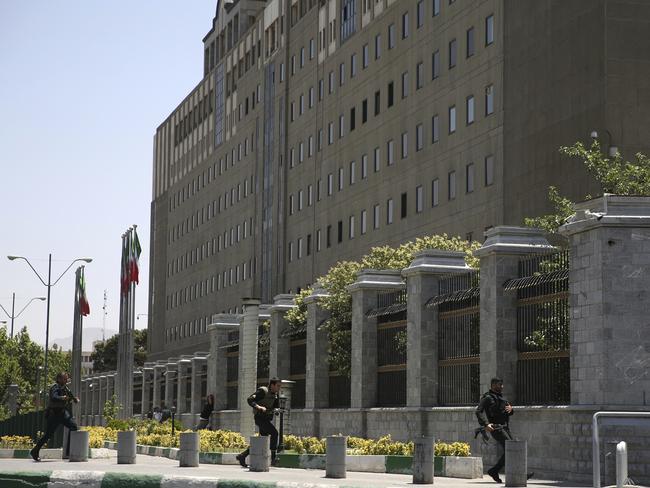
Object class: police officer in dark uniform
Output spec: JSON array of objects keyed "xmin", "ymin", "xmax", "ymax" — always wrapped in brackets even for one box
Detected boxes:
[
  {"xmin": 236, "ymin": 377, "xmax": 281, "ymax": 468},
  {"xmin": 30, "ymin": 372, "xmax": 79, "ymax": 461}
]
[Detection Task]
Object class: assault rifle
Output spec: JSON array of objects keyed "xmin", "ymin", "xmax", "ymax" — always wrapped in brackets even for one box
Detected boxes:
[{"xmin": 473, "ymin": 424, "xmax": 505, "ymax": 443}]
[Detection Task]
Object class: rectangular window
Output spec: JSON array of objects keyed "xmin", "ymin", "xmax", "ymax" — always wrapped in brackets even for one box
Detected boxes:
[
  {"xmin": 485, "ymin": 84, "xmax": 494, "ymax": 115},
  {"xmin": 374, "ymin": 147, "xmax": 380, "ymax": 172},
  {"xmin": 388, "ymin": 81, "xmax": 394, "ymax": 107},
  {"xmin": 337, "ymin": 220, "xmax": 343, "ymax": 243},
  {"xmin": 338, "ymin": 167, "xmax": 344, "ymax": 190},
  {"xmin": 466, "ymin": 163, "xmax": 475, "ymax": 193},
  {"xmin": 319, "ymin": 79, "xmax": 324, "ymax": 100},
  {"xmin": 433, "ymin": 0, "xmax": 440, "ymax": 16},
  {"xmin": 350, "ymin": 107, "xmax": 356, "ymax": 131},
  {"xmin": 373, "ymin": 204, "xmax": 380, "ymax": 229},
  {"xmin": 361, "ymin": 210, "xmax": 367, "ymax": 234},
  {"xmin": 299, "ymin": 141, "xmax": 304, "ymax": 162},
  {"xmin": 289, "ymin": 241, "xmax": 294, "ymax": 262},
  {"xmin": 298, "ymin": 238, "xmax": 303, "ymax": 259},
  {"xmin": 362, "ymin": 44, "xmax": 369, "ymax": 68},
  {"xmin": 298, "ymin": 189, "xmax": 304, "ymax": 210},
  {"xmin": 449, "ymin": 38, "xmax": 457, "ymax": 68},
  {"xmin": 402, "ymin": 71, "xmax": 409, "ymax": 98},
  {"xmin": 449, "ymin": 105, "xmax": 456, "ymax": 133},
  {"xmin": 387, "ymin": 139, "xmax": 395, "ymax": 165},
  {"xmin": 308, "ymin": 135, "xmax": 314, "ymax": 156},
  {"xmin": 289, "ymin": 194, "xmax": 294, "ymax": 215},
  {"xmin": 448, "ymin": 170, "xmax": 456, "ymax": 200},
  {"xmin": 486, "ymin": 14, "xmax": 494, "ymax": 45},
  {"xmin": 467, "ymin": 27, "xmax": 475, "ymax": 57},
  {"xmin": 308, "ymin": 184, "xmax": 313, "ymax": 205},
  {"xmin": 401, "ymin": 132, "xmax": 408, "ymax": 159},
  {"xmin": 388, "ymin": 23, "xmax": 395, "ymax": 49},
  {"xmin": 416, "ymin": 185, "xmax": 423, "ymax": 212},
  {"xmin": 309, "ymin": 86, "xmax": 314, "ymax": 107},
  {"xmin": 300, "ymin": 47, "xmax": 305, "ymax": 67},
  {"xmin": 310, "ymin": 38, "xmax": 315, "ymax": 58},
  {"xmin": 291, "ymin": 55, "xmax": 296, "ymax": 75},
  {"xmin": 416, "ymin": 123, "xmax": 423, "ymax": 151},
  {"xmin": 416, "ymin": 62, "xmax": 424, "ymax": 89},
  {"xmin": 328, "ymin": 173, "xmax": 333, "ymax": 195},
  {"xmin": 375, "ymin": 33, "xmax": 381, "ymax": 59},
  {"xmin": 466, "ymin": 95, "xmax": 475, "ymax": 125},
  {"xmin": 328, "ymin": 122, "xmax": 334, "ymax": 144},
  {"xmin": 339, "ymin": 114, "xmax": 345, "ymax": 138},
  {"xmin": 387, "ymin": 198, "xmax": 394, "ymax": 224},
  {"xmin": 432, "ymin": 178, "xmax": 439, "ymax": 206},
  {"xmin": 300, "ymin": 94, "xmax": 305, "ymax": 114},
  {"xmin": 327, "ymin": 225, "xmax": 332, "ymax": 248},
  {"xmin": 329, "ymin": 71, "xmax": 335, "ymax": 93},
  {"xmin": 361, "ymin": 154, "xmax": 368, "ymax": 179},
  {"xmin": 417, "ymin": 1, "xmax": 424, "ymax": 28},
  {"xmin": 307, "ymin": 234, "xmax": 312, "ymax": 256},
  {"xmin": 362, "ymin": 99, "xmax": 368, "ymax": 122},
  {"xmin": 432, "ymin": 114, "xmax": 439, "ymax": 142},
  {"xmin": 316, "ymin": 229, "xmax": 321, "ymax": 251},
  {"xmin": 349, "ymin": 215, "xmax": 355, "ymax": 239},
  {"xmin": 350, "ymin": 160, "xmax": 356, "ymax": 184},
  {"xmin": 402, "ymin": 12, "xmax": 409, "ymax": 39},
  {"xmin": 401, "ymin": 192, "xmax": 408, "ymax": 219},
  {"xmin": 317, "ymin": 178, "xmax": 322, "ymax": 200},
  {"xmin": 351, "ymin": 54, "xmax": 357, "ymax": 77},
  {"xmin": 485, "ymin": 155, "xmax": 494, "ymax": 186},
  {"xmin": 339, "ymin": 62, "xmax": 345, "ymax": 86},
  {"xmin": 374, "ymin": 90, "xmax": 381, "ymax": 115}
]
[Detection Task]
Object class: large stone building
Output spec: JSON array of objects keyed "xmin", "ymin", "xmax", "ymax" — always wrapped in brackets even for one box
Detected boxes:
[{"xmin": 148, "ymin": 0, "xmax": 650, "ymax": 360}]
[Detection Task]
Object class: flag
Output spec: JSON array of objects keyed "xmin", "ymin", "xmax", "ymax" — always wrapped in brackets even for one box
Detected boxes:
[
  {"xmin": 78, "ymin": 270, "xmax": 90, "ymax": 316},
  {"xmin": 129, "ymin": 228, "xmax": 142, "ymax": 285},
  {"xmin": 121, "ymin": 233, "xmax": 129, "ymax": 296}
]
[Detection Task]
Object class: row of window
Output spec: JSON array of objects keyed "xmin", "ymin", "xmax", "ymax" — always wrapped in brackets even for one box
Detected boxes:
[
  {"xmin": 173, "ymin": 90, "xmax": 214, "ymax": 147},
  {"xmin": 165, "ymin": 315, "xmax": 211, "ymax": 344}
]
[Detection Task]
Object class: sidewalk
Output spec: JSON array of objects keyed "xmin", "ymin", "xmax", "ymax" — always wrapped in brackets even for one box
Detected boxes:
[{"xmin": 0, "ymin": 452, "xmax": 588, "ymax": 488}]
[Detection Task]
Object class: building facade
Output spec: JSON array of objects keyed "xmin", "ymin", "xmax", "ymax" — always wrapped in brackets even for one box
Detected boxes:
[{"xmin": 148, "ymin": 0, "xmax": 650, "ymax": 360}]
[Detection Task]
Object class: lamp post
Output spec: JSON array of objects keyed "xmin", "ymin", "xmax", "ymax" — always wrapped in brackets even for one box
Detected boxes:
[
  {"xmin": 8, "ymin": 254, "xmax": 92, "ymax": 403},
  {"xmin": 276, "ymin": 394, "xmax": 288, "ymax": 453},
  {"xmin": 0, "ymin": 293, "xmax": 47, "ymax": 338},
  {"xmin": 171, "ymin": 406, "xmax": 177, "ymax": 437}
]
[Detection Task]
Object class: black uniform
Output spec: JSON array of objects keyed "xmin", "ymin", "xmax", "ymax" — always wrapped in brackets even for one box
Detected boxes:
[
  {"xmin": 238, "ymin": 386, "xmax": 279, "ymax": 462},
  {"xmin": 475, "ymin": 389, "xmax": 514, "ymax": 475},
  {"xmin": 195, "ymin": 401, "xmax": 215, "ymax": 430},
  {"xmin": 32, "ymin": 383, "xmax": 78, "ymax": 459}
]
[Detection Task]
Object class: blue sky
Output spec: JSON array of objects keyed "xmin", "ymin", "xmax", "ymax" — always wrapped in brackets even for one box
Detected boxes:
[{"xmin": 0, "ymin": 1, "xmax": 215, "ymax": 347}]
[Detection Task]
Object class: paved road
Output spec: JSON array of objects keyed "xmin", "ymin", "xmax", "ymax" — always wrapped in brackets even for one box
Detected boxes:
[{"xmin": 0, "ymin": 453, "xmax": 589, "ymax": 488}]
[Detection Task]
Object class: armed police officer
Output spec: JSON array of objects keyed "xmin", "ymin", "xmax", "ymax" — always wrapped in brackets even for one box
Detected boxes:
[
  {"xmin": 236, "ymin": 377, "xmax": 281, "ymax": 468},
  {"xmin": 30, "ymin": 372, "xmax": 79, "ymax": 461}
]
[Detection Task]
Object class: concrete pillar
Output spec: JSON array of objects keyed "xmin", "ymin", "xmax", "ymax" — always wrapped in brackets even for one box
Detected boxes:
[
  {"xmin": 141, "ymin": 365, "xmax": 153, "ymax": 418},
  {"xmin": 269, "ymin": 294, "xmax": 295, "ymax": 379},
  {"xmin": 239, "ymin": 298, "xmax": 260, "ymax": 440},
  {"xmin": 348, "ymin": 270, "xmax": 405, "ymax": 408},
  {"xmin": 403, "ymin": 250, "xmax": 472, "ymax": 407},
  {"xmin": 505, "ymin": 440, "xmax": 528, "ymax": 487},
  {"xmin": 190, "ymin": 355, "xmax": 208, "ymax": 415},
  {"xmin": 475, "ymin": 227, "xmax": 553, "ymax": 399},
  {"xmin": 249, "ymin": 435, "xmax": 270, "ymax": 472},
  {"xmin": 326, "ymin": 436, "xmax": 347, "ymax": 478},
  {"xmin": 153, "ymin": 361, "xmax": 166, "ymax": 410},
  {"xmin": 98, "ymin": 375, "xmax": 107, "ymax": 419},
  {"xmin": 177, "ymin": 356, "xmax": 192, "ymax": 414},
  {"xmin": 559, "ymin": 195, "xmax": 650, "ymax": 405},
  {"xmin": 280, "ymin": 379, "xmax": 295, "ymax": 436},
  {"xmin": 179, "ymin": 432, "xmax": 200, "ymax": 467},
  {"xmin": 105, "ymin": 373, "xmax": 115, "ymax": 406},
  {"xmin": 68, "ymin": 431, "xmax": 89, "ymax": 462},
  {"xmin": 117, "ymin": 430, "xmax": 137, "ymax": 464},
  {"xmin": 304, "ymin": 285, "xmax": 331, "ymax": 409},
  {"xmin": 208, "ymin": 314, "xmax": 240, "ymax": 410},
  {"xmin": 165, "ymin": 359, "xmax": 178, "ymax": 409},
  {"xmin": 413, "ymin": 436, "xmax": 435, "ymax": 484}
]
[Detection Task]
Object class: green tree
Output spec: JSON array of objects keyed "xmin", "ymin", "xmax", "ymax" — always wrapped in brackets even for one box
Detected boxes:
[{"xmin": 90, "ymin": 329, "xmax": 147, "ymax": 373}]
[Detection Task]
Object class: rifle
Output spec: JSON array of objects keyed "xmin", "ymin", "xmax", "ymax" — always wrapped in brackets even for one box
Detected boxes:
[{"xmin": 473, "ymin": 424, "xmax": 505, "ymax": 444}]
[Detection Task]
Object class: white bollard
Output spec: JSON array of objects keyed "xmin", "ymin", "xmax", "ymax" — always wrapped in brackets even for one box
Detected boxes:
[
  {"xmin": 68, "ymin": 431, "xmax": 89, "ymax": 462},
  {"xmin": 117, "ymin": 431, "xmax": 137, "ymax": 464},
  {"xmin": 249, "ymin": 436, "xmax": 270, "ymax": 472},
  {"xmin": 616, "ymin": 441, "xmax": 628, "ymax": 488},
  {"xmin": 178, "ymin": 432, "xmax": 200, "ymax": 467},
  {"xmin": 412, "ymin": 436, "xmax": 435, "ymax": 484},
  {"xmin": 326, "ymin": 436, "xmax": 347, "ymax": 479},
  {"xmin": 505, "ymin": 440, "xmax": 527, "ymax": 487}
]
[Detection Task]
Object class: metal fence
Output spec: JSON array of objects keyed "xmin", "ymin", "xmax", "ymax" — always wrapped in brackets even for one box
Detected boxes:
[
  {"xmin": 0, "ymin": 410, "xmax": 62, "ymax": 448},
  {"xmin": 428, "ymin": 271, "xmax": 480, "ymax": 405},
  {"xmin": 225, "ymin": 330, "xmax": 239, "ymax": 410},
  {"xmin": 329, "ymin": 322, "xmax": 351, "ymax": 408},
  {"xmin": 257, "ymin": 325, "xmax": 270, "ymax": 387},
  {"xmin": 289, "ymin": 329, "xmax": 306, "ymax": 409},
  {"xmin": 506, "ymin": 250, "xmax": 570, "ymax": 404}
]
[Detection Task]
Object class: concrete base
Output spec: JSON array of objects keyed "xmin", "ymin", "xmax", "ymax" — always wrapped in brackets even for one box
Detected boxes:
[
  {"xmin": 413, "ymin": 436, "xmax": 435, "ymax": 484},
  {"xmin": 117, "ymin": 431, "xmax": 136, "ymax": 464},
  {"xmin": 68, "ymin": 431, "xmax": 89, "ymax": 462},
  {"xmin": 326, "ymin": 436, "xmax": 347, "ymax": 479},
  {"xmin": 178, "ymin": 432, "xmax": 199, "ymax": 467},
  {"xmin": 505, "ymin": 440, "xmax": 527, "ymax": 487},
  {"xmin": 250, "ymin": 436, "xmax": 270, "ymax": 472}
]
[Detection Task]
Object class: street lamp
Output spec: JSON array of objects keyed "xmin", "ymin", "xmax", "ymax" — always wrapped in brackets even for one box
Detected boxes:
[
  {"xmin": 8, "ymin": 254, "xmax": 92, "ymax": 404},
  {"xmin": 0, "ymin": 293, "xmax": 47, "ymax": 338}
]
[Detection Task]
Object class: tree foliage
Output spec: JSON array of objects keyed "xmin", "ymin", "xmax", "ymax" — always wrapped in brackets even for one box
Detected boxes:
[{"xmin": 90, "ymin": 329, "xmax": 147, "ymax": 373}]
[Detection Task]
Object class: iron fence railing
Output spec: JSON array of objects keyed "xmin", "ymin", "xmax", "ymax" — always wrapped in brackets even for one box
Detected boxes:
[{"xmin": 0, "ymin": 410, "xmax": 63, "ymax": 448}]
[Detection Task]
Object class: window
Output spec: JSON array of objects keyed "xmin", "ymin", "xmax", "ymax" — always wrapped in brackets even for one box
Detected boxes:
[
  {"xmin": 337, "ymin": 220, "xmax": 343, "ymax": 243},
  {"xmin": 388, "ymin": 23, "xmax": 395, "ymax": 49},
  {"xmin": 338, "ymin": 167, "xmax": 344, "ymax": 190},
  {"xmin": 402, "ymin": 71, "xmax": 409, "ymax": 98},
  {"xmin": 339, "ymin": 62, "xmax": 345, "ymax": 86},
  {"xmin": 374, "ymin": 147, "xmax": 380, "ymax": 172},
  {"xmin": 387, "ymin": 198, "xmax": 394, "ymax": 224},
  {"xmin": 362, "ymin": 99, "xmax": 368, "ymax": 122},
  {"xmin": 485, "ymin": 155, "xmax": 494, "ymax": 186},
  {"xmin": 401, "ymin": 192, "xmax": 408, "ymax": 218},
  {"xmin": 401, "ymin": 132, "xmax": 408, "ymax": 159},
  {"xmin": 416, "ymin": 62, "xmax": 424, "ymax": 89},
  {"xmin": 328, "ymin": 173, "xmax": 333, "ymax": 195},
  {"xmin": 327, "ymin": 225, "xmax": 332, "ymax": 248},
  {"xmin": 300, "ymin": 47, "xmax": 305, "ymax": 67},
  {"xmin": 374, "ymin": 90, "xmax": 381, "ymax": 115},
  {"xmin": 289, "ymin": 194, "xmax": 294, "ymax": 215},
  {"xmin": 329, "ymin": 71, "xmax": 335, "ymax": 93},
  {"xmin": 402, "ymin": 12, "xmax": 409, "ymax": 39},
  {"xmin": 417, "ymin": 1, "xmax": 424, "ymax": 28},
  {"xmin": 308, "ymin": 184, "xmax": 313, "ymax": 205},
  {"xmin": 316, "ymin": 229, "xmax": 321, "ymax": 251},
  {"xmin": 351, "ymin": 54, "xmax": 357, "ymax": 77},
  {"xmin": 416, "ymin": 185, "xmax": 423, "ymax": 212},
  {"xmin": 291, "ymin": 55, "xmax": 296, "ymax": 75},
  {"xmin": 310, "ymin": 38, "xmax": 315, "ymax": 59},
  {"xmin": 466, "ymin": 95, "xmax": 475, "ymax": 125},
  {"xmin": 375, "ymin": 33, "xmax": 381, "ymax": 59},
  {"xmin": 319, "ymin": 79, "xmax": 324, "ymax": 100},
  {"xmin": 387, "ymin": 139, "xmax": 395, "ymax": 165},
  {"xmin": 349, "ymin": 215, "xmax": 355, "ymax": 239},
  {"xmin": 307, "ymin": 234, "xmax": 312, "ymax": 256},
  {"xmin": 298, "ymin": 238, "xmax": 303, "ymax": 259},
  {"xmin": 289, "ymin": 241, "xmax": 294, "ymax": 262},
  {"xmin": 318, "ymin": 129, "xmax": 324, "ymax": 151},
  {"xmin": 339, "ymin": 114, "xmax": 345, "ymax": 138},
  {"xmin": 432, "ymin": 178, "xmax": 439, "ymax": 206},
  {"xmin": 363, "ymin": 44, "xmax": 369, "ymax": 68},
  {"xmin": 467, "ymin": 27, "xmax": 475, "ymax": 57},
  {"xmin": 280, "ymin": 62, "xmax": 285, "ymax": 81},
  {"xmin": 308, "ymin": 135, "xmax": 314, "ymax": 156},
  {"xmin": 350, "ymin": 160, "xmax": 356, "ymax": 184},
  {"xmin": 350, "ymin": 107, "xmax": 356, "ymax": 131},
  {"xmin": 485, "ymin": 84, "xmax": 494, "ymax": 115},
  {"xmin": 449, "ymin": 105, "xmax": 456, "ymax": 133},
  {"xmin": 361, "ymin": 210, "xmax": 367, "ymax": 234},
  {"xmin": 449, "ymin": 39, "xmax": 457, "ymax": 68},
  {"xmin": 466, "ymin": 163, "xmax": 475, "ymax": 193},
  {"xmin": 299, "ymin": 189, "xmax": 304, "ymax": 210},
  {"xmin": 416, "ymin": 123, "xmax": 423, "ymax": 151},
  {"xmin": 448, "ymin": 170, "xmax": 456, "ymax": 200},
  {"xmin": 486, "ymin": 14, "xmax": 494, "ymax": 45},
  {"xmin": 317, "ymin": 178, "xmax": 322, "ymax": 200},
  {"xmin": 290, "ymin": 147, "xmax": 295, "ymax": 167},
  {"xmin": 361, "ymin": 154, "xmax": 368, "ymax": 179},
  {"xmin": 299, "ymin": 141, "xmax": 304, "ymax": 162},
  {"xmin": 309, "ymin": 87, "xmax": 314, "ymax": 108},
  {"xmin": 433, "ymin": 0, "xmax": 440, "ymax": 16},
  {"xmin": 432, "ymin": 114, "xmax": 440, "ymax": 142},
  {"xmin": 300, "ymin": 94, "xmax": 305, "ymax": 114},
  {"xmin": 290, "ymin": 101, "xmax": 295, "ymax": 122},
  {"xmin": 328, "ymin": 122, "xmax": 334, "ymax": 144},
  {"xmin": 373, "ymin": 204, "xmax": 380, "ymax": 229}
]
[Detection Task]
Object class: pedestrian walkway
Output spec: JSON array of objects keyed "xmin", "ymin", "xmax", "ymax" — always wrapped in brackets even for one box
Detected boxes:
[{"xmin": 0, "ymin": 453, "xmax": 588, "ymax": 488}]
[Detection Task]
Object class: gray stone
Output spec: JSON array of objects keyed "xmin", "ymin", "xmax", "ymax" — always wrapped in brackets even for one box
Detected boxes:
[
  {"xmin": 326, "ymin": 436, "xmax": 347, "ymax": 478},
  {"xmin": 505, "ymin": 440, "xmax": 527, "ymax": 487},
  {"xmin": 68, "ymin": 430, "xmax": 89, "ymax": 462},
  {"xmin": 117, "ymin": 430, "xmax": 136, "ymax": 464},
  {"xmin": 178, "ymin": 432, "xmax": 199, "ymax": 467},
  {"xmin": 412, "ymin": 436, "xmax": 435, "ymax": 484},
  {"xmin": 249, "ymin": 435, "xmax": 270, "ymax": 472}
]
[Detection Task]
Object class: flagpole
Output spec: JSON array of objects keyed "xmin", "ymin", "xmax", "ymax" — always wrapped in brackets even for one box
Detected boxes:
[
  {"xmin": 117, "ymin": 232, "xmax": 126, "ymax": 419},
  {"xmin": 126, "ymin": 225, "xmax": 136, "ymax": 418}
]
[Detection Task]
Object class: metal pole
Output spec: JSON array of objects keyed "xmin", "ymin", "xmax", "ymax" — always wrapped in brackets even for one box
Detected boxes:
[
  {"xmin": 43, "ymin": 253, "xmax": 52, "ymax": 404},
  {"xmin": 10, "ymin": 292, "xmax": 15, "ymax": 339}
]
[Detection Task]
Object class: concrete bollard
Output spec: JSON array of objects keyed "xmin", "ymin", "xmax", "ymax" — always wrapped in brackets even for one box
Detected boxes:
[
  {"xmin": 117, "ymin": 431, "xmax": 137, "ymax": 464},
  {"xmin": 616, "ymin": 441, "xmax": 628, "ymax": 488},
  {"xmin": 505, "ymin": 440, "xmax": 527, "ymax": 487},
  {"xmin": 412, "ymin": 436, "xmax": 435, "ymax": 484},
  {"xmin": 68, "ymin": 431, "xmax": 89, "ymax": 462},
  {"xmin": 326, "ymin": 436, "xmax": 347, "ymax": 479},
  {"xmin": 249, "ymin": 436, "xmax": 270, "ymax": 472},
  {"xmin": 178, "ymin": 432, "xmax": 200, "ymax": 467}
]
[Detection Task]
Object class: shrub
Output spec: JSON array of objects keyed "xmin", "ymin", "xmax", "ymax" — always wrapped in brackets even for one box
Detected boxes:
[
  {"xmin": 198, "ymin": 430, "xmax": 247, "ymax": 452},
  {"xmin": 0, "ymin": 435, "xmax": 33, "ymax": 449}
]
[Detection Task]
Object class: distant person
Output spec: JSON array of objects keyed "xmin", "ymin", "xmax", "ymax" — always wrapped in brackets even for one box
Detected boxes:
[
  {"xmin": 146, "ymin": 408, "xmax": 153, "ymax": 420},
  {"xmin": 195, "ymin": 394, "xmax": 215, "ymax": 430},
  {"xmin": 160, "ymin": 404, "xmax": 172, "ymax": 423},
  {"xmin": 30, "ymin": 372, "xmax": 79, "ymax": 462},
  {"xmin": 152, "ymin": 406, "xmax": 162, "ymax": 422}
]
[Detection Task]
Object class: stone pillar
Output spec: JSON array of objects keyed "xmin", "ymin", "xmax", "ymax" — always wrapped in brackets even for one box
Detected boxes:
[
  {"xmin": 280, "ymin": 379, "xmax": 295, "ymax": 435},
  {"xmin": 105, "ymin": 373, "xmax": 115, "ymax": 406},
  {"xmin": 165, "ymin": 360, "xmax": 178, "ymax": 409},
  {"xmin": 152, "ymin": 361, "xmax": 166, "ymax": 410},
  {"xmin": 190, "ymin": 355, "xmax": 208, "ymax": 415},
  {"xmin": 304, "ymin": 285, "xmax": 331, "ymax": 409},
  {"xmin": 505, "ymin": 440, "xmax": 528, "ymax": 487},
  {"xmin": 413, "ymin": 436, "xmax": 435, "ymax": 484},
  {"xmin": 239, "ymin": 298, "xmax": 260, "ymax": 440},
  {"xmin": 559, "ymin": 195, "xmax": 650, "ymax": 405},
  {"xmin": 475, "ymin": 227, "xmax": 553, "ymax": 399},
  {"xmin": 98, "ymin": 375, "xmax": 107, "ymax": 420},
  {"xmin": 117, "ymin": 430, "xmax": 137, "ymax": 464},
  {"xmin": 249, "ymin": 436, "xmax": 270, "ymax": 472},
  {"xmin": 69, "ymin": 431, "xmax": 89, "ymax": 462},
  {"xmin": 326, "ymin": 436, "xmax": 347, "ymax": 478},
  {"xmin": 141, "ymin": 364, "xmax": 153, "ymax": 417},
  {"xmin": 348, "ymin": 270, "xmax": 405, "ymax": 408},
  {"xmin": 179, "ymin": 432, "xmax": 200, "ymax": 467},
  {"xmin": 403, "ymin": 250, "xmax": 472, "ymax": 407},
  {"xmin": 177, "ymin": 356, "xmax": 192, "ymax": 414},
  {"xmin": 269, "ymin": 294, "xmax": 295, "ymax": 379},
  {"xmin": 208, "ymin": 314, "xmax": 240, "ymax": 410}
]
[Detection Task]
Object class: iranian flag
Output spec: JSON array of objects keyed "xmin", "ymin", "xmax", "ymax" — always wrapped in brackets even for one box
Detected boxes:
[
  {"xmin": 79, "ymin": 270, "xmax": 90, "ymax": 316},
  {"xmin": 129, "ymin": 228, "xmax": 142, "ymax": 285}
]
